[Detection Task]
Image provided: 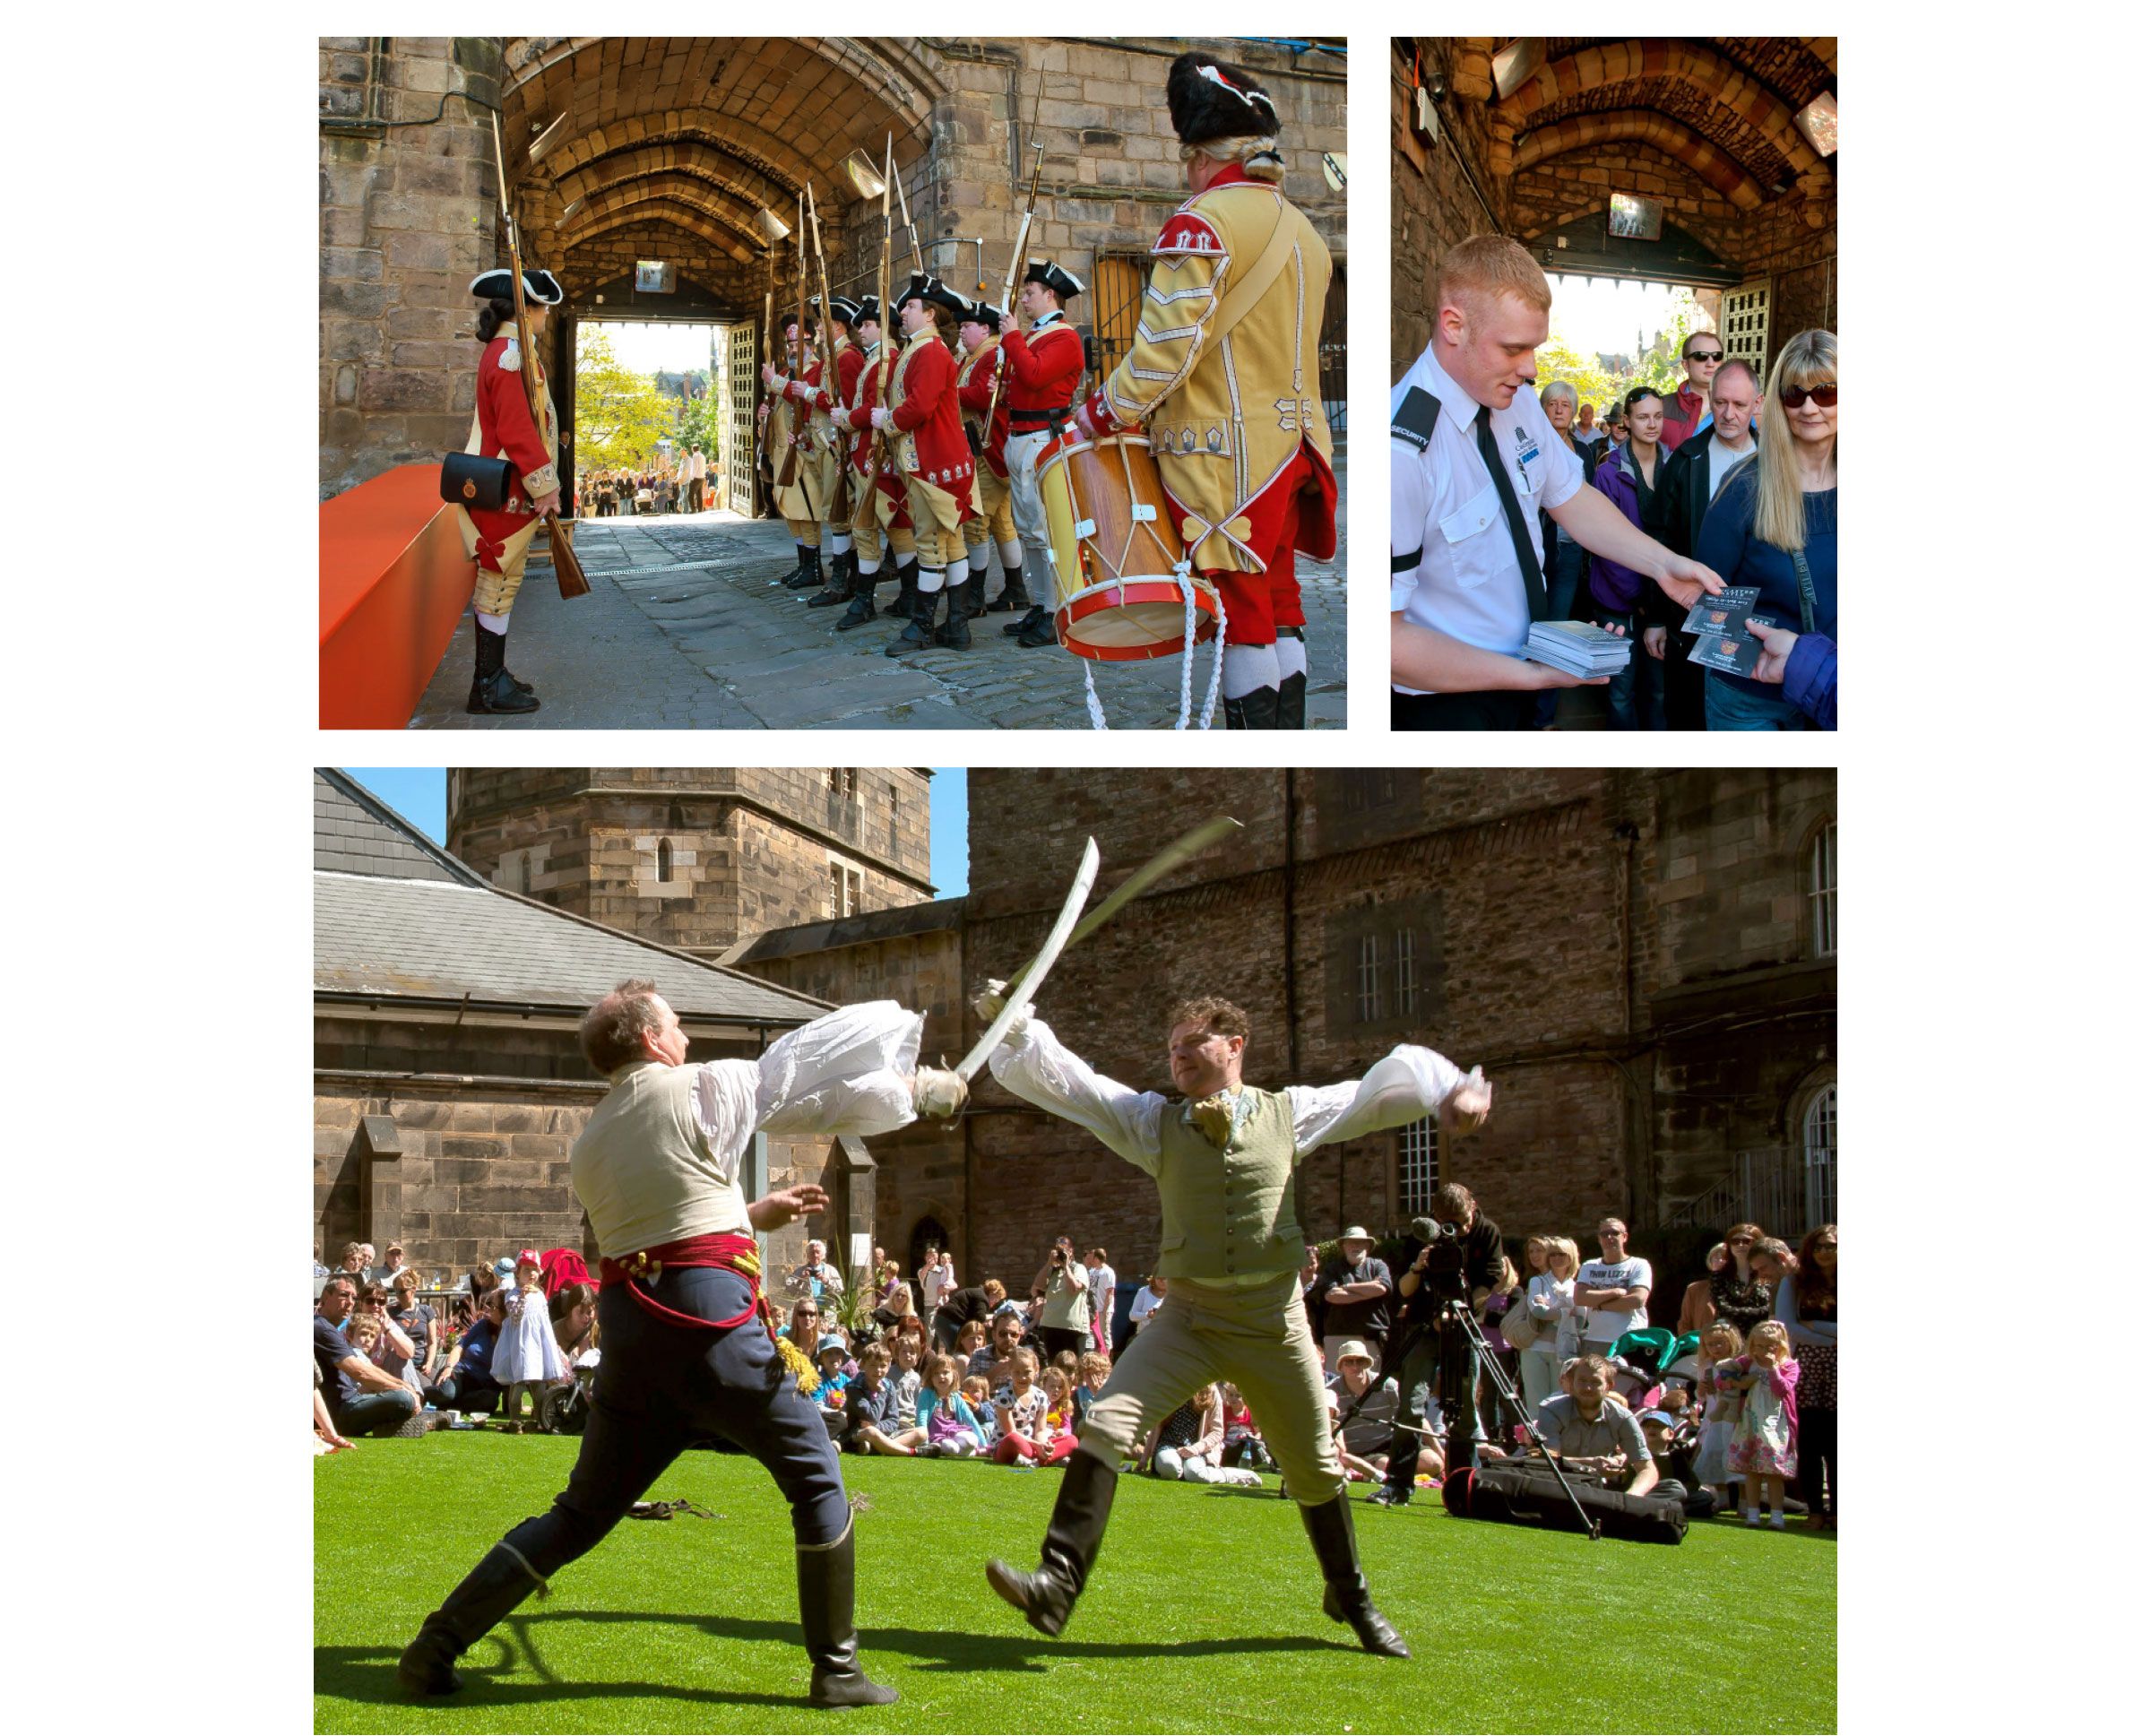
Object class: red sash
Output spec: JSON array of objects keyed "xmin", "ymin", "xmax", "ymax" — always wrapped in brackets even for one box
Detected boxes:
[{"xmin": 598, "ymin": 1232, "xmax": 779, "ymax": 1343}]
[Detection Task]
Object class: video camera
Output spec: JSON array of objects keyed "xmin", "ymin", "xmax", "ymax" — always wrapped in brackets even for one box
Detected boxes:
[{"xmin": 1410, "ymin": 1215, "xmax": 1472, "ymax": 1302}]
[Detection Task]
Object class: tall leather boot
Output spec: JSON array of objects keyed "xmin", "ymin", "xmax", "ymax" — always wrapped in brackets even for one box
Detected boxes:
[
  {"xmin": 808, "ymin": 548, "xmax": 852, "ymax": 608},
  {"xmin": 1015, "ymin": 602, "xmax": 1058, "ymax": 648},
  {"xmin": 787, "ymin": 547, "xmax": 825, "ymax": 590},
  {"xmin": 397, "ymin": 1542, "xmax": 550, "ymax": 1694},
  {"xmin": 1004, "ymin": 602, "xmax": 1046, "ymax": 637},
  {"xmin": 1222, "ymin": 685, "xmax": 1281, "ymax": 730},
  {"xmin": 1298, "ymin": 1491, "xmax": 1410, "ymax": 1657},
  {"xmin": 933, "ymin": 575, "xmax": 974, "ymax": 648},
  {"xmin": 777, "ymin": 542, "xmax": 809, "ymax": 584},
  {"xmin": 467, "ymin": 624, "xmax": 540, "ymax": 715},
  {"xmin": 985, "ymin": 1446, "xmax": 1118, "ymax": 1637},
  {"xmin": 885, "ymin": 583, "xmax": 938, "ymax": 655},
  {"xmin": 835, "ymin": 570, "xmax": 878, "ymax": 631},
  {"xmin": 893, "ymin": 558, "xmax": 920, "ymax": 618},
  {"xmin": 798, "ymin": 1524, "xmax": 899, "ymax": 1708},
  {"xmin": 1278, "ymin": 628, "xmax": 1307, "ymax": 729},
  {"xmin": 984, "ymin": 563, "xmax": 1030, "ymax": 614}
]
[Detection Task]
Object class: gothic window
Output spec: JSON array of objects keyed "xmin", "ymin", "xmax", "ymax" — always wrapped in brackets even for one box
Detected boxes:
[
  {"xmin": 1808, "ymin": 819, "xmax": 1837, "ymax": 957},
  {"xmin": 517, "ymin": 851, "xmax": 531, "ymax": 895},
  {"xmin": 1802, "ymin": 1084, "xmax": 1836, "ymax": 1227},
  {"xmin": 656, "ymin": 839, "xmax": 673, "ymax": 884}
]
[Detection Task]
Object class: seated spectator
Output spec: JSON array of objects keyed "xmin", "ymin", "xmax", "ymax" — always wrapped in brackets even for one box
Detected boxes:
[
  {"xmin": 1076, "ymin": 1352, "xmax": 1112, "ymax": 1424},
  {"xmin": 845, "ymin": 1343, "xmax": 927, "ymax": 1456},
  {"xmin": 1535, "ymin": 1352, "xmax": 1659, "ymax": 1497},
  {"xmin": 1145, "ymin": 1384, "xmax": 1255, "ymax": 1484},
  {"xmin": 314, "ymin": 1275, "xmax": 420, "ymax": 1437},
  {"xmin": 1048, "ymin": 1348, "xmax": 1083, "ymax": 1404},
  {"xmin": 784, "ymin": 1298, "xmax": 825, "ymax": 1364},
  {"xmin": 313, "ymin": 1241, "xmax": 333, "ymax": 1301},
  {"xmin": 370, "ymin": 1242, "xmax": 412, "ymax": 1288},
  {"xmin": 1326, "ymin": 1341, "xmax": 1403, "ymax": 1482},
  {"xmin": 333, "ymin": 1242, "xmax": 368, "ymax": 1286},
  {"xmin": 917, "ymin": 1353, "xmax": 989, "ymax": 1458},
  {"xmin": 874, "ymin": 1260, "xmax": 915, "ymax": 1322},
  {"xmin": 423, "ymin": 1291, "xmax": 508, "ymax": 1414},
  {"xmin": 961, "ymin": 1374, "xmax": 999, "ymax": 1447},
  {"xmin": 992, "ymin": 1350, "xmax": 1071, "ymax": 1465},
  {"xmin": 954, "ymin": 1318, "xmax": 989, "ymax": 1368},
  {"xmin": 1038, "ymin": 1367, "xmax": 1081, "ymax": 1456},
  {"xmin": 1218, "ymin": 1380, "xmax": 1274, "ymax": 1472},
  {"xmin": 389, "ymin": 1270, "xmax": 440, "ymax": 1382},
  {"xmin": 812, "ymin": 1335, "xmax": 853, "ymax": 1415},
  {"xmin": 885, "ymin": 1332, "xmax": 924, "ymax": 1419},
  {"xmin": 972, "ymin": 1309, "xmax": 1028, "ymax": 1392},
  {"xmin": 930, "ymin": 1276, "xmax": 1006, "ymax": 1354},
  {"xmin": 352, "ymin": 1293, "xmax": 425, "ymax": 1395},
  {"xmin": 313, "ymin": 1368, "xmax": 356, "ymax": 1454},
  {"xmin": 551, "ymin": 1282, "xmax": 599, "ymax": 1366}
]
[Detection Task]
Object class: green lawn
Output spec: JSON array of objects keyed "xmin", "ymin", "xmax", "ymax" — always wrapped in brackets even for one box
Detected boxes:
[{"xmin": 316, "ymin": 1437, "xmax": 1835, "ymax": 1732}]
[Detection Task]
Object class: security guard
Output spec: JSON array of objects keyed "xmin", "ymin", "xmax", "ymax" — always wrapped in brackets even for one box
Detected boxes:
[
  {"xmin": 1390, "ymin": 235, "xmax": 1723, "ymax": 730},
  {"xmin": 995, "ymin": 259, "xmax": 1086, "ymax": 646},
  {"xmin": 457, "ymin": 266, "xmax": 566, "ymax": 715},
  {"xmin": 972, "ymin": 987, "xmax": 1496, "ymax": 1657},
  {"xmin": 1074, "ymin": 52, "xmax": 1335, "ymax": 728},
  {"xmin": 954, "ymin": 298, "xmax": 1025, "ymax": 628}
]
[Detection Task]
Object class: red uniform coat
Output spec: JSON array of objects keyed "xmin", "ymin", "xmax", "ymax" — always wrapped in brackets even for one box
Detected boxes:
[
  {"xmin": 853, "ymin": 331, "xmax": 973, "ymax": 509},
  {"xmin": 466, "ymin": 331, "xmax": 558, "ymax": 568},
  {"xmin": 955, "ymin": 344, "xmax": 1012, "ymax": 478},
  {"xmin": 998, "ymin": 315, "xmax": 1084, "ymax": 428}
]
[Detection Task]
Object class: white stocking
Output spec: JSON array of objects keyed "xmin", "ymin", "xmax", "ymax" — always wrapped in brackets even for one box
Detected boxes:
[{"xmin": 1222, "ymin": 642, "xmax": 1281, "ymax": 700}]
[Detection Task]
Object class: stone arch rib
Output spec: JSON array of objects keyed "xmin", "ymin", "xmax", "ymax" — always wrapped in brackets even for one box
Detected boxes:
[{"xmin": 1514, "ymin": 111, "xmax": 1765, "ymax": 211}]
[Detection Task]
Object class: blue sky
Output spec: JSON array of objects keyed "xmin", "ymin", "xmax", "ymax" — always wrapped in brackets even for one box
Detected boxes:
[{"xmin": 341, "ymin": 768, "xmax": 969, "ymax": 895}]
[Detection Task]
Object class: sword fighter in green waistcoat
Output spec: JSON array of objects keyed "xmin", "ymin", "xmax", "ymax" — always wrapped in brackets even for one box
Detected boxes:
[{"xmin": 972, "ymin": 988, "xmax": 1493, "ymax": 1655}]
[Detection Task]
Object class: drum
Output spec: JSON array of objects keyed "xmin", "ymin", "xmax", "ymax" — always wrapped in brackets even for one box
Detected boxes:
[{"xmin": 1036, "ymin": 428, "xmax": 1219, "ymax": 661}]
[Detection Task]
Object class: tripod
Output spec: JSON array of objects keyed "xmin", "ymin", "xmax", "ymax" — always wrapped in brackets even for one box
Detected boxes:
[{"xmin": 1332, "ymin": 1295, "xmax": 1602, "ymax": 1538}]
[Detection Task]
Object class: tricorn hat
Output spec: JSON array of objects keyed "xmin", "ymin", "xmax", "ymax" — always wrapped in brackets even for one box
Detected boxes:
[
  {"xmin": 852, "ymin": 294, "xmax": 883, "ymax": 326},
  {"xmin": 827, "ymin": 294, "xmax": 861, "ymax": 325},
  {"xmin": 1024, "ymin": 258, "xmax": 1085, "ymax": 300},
  {"xmin": 896, "ymin": 272, "xmax": 967, "ymax": 317},
  {"xmin": 470, "ymin": 267, "xmax": 564, "ymax": 306},
  {"xmin": 774, "ymin": 308, "xmax": 803, "ymax": 334},
  {"xmin": 1165, "ymin": 51, "xmax": 1281, "ymax": 148},
  {"xmin": 960, "ymin": 298, "xmax": 1002, "ymax": 329}
]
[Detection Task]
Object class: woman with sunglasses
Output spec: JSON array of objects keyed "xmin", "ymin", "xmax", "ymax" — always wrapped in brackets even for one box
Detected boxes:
[
  {"xmin": 1695, "ymin": 329, "xmax": 1838, "ymax": 730},
  {"xmin": 1776, "ymin": 1225, "xmax": 1837, "ymax": 1528}
]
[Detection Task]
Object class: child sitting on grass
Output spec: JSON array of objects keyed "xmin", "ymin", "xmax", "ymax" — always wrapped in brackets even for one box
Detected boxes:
[
  {"xmin": 1720, "ymin": 1319, "xmax": 1801, "ymax": 1528},
  {"xmin": 887, "ymin": 1333, "xmax": 924, "ymax": 1419},
  {"xmin": 917, "ymin": 1352, "xmax": 988, "ymax": 1457},
  {"xmin": 1218, "ymin": 1380, "xmax": 1274, "ymax": 1472},
  {"xmin": 845, "ymin": 1342, "xmax": 927, "ymax": 1456},
  {"xmin": 1076, "ymin": 1352, "xmax": 1112, "ymax": 1424},
  {"xmin": 994, "ymin": 1350, "xmax": 1072, "ymax": 1465},
  {"xmin": 1035, "ymin": 1367, "xmax": 1081, "ymax": 1465},
  {"xmin": 812, "ymin": 1334, "xmax": 853, "ymax": 1429},
  {"xmin": 962, "ymin": 1373, "xmax": 999, "ymax": 1447}
]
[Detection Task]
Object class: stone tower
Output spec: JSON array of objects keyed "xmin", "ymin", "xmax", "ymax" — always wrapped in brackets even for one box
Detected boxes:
[{"xmin": 447, "ymin": 768, "xmax": 934, "ymax": 959}]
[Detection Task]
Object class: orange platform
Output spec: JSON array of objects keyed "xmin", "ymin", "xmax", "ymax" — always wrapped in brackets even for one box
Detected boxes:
[{"xmin": 319, "ymin": 464, "xmax": 476, "ymax": 730}]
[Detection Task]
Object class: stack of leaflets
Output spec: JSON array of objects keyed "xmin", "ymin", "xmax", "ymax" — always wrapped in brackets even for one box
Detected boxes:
[
  {"xmin": 1523, "ymin": 619, "xmax": 1633, "ymax": 678},
  {"xmin": 1681, "ymin": 587, "xmax": 1780, "ymax": 677}
]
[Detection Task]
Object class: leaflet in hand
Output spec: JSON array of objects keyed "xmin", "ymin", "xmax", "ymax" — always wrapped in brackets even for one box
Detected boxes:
[
  {"xmin": 1522, "ymin": 620, "xmax": 1632, "ymax": 678},
  {"xmin": 1684, "ymin": 586, "xmax": 1781, "ymax": 677}
]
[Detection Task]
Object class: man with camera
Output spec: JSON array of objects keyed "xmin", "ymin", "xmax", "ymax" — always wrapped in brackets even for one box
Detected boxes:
[
  {"xmin": 1370, "ymin": 1182, "xmax": 1505, "ymax": 1508},
  {"xmin": 973, "ymin": 987, "xmax": 1493, "ymax": 1658}
]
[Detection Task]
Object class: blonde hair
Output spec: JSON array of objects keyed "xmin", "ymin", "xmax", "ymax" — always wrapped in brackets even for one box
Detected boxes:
[
  {"xmin": 1752, "ymin": 330, "xmax": 1837, "ymax": 553},
  {"xmin": 1543, "ymin": 1236, "xmax": 1580, "ymax": 1274},
  {"xmin": 1699, "ymin": 1318, "xmax": 1745, "ymax": 1357},
  {"xmin": 1434, "ymin": 234, "xmax": 1552, "ymax": 317},
  {"xmin": 1746, "ymin": 1320, "xmax": 1792, "ymax": 1361}
]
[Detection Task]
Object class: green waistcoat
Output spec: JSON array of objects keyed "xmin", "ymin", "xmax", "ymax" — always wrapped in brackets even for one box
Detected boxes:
[{"xmin": 1149, "ymin": 1087, "xmax": 1306, "ymax": 1283}]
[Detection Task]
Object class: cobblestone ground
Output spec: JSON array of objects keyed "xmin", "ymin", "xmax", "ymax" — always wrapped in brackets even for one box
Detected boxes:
[{"xmin": 410, "ymin": 459, "xmax": 1346, "ymax": 730}]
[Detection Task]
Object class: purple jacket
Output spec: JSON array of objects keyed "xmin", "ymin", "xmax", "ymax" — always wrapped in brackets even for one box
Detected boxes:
[{"xmin": 1585, "ymin": 442, "xmax": 1664, "ymax": 614}]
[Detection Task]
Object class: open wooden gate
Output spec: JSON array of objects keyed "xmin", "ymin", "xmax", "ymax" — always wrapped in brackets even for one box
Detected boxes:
[{"xmin": 723, "ymin": 322, "xmax": 759, "ymax": 515}]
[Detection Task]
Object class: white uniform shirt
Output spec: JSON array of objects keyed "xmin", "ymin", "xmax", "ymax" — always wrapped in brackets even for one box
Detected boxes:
[{"xmin": 1390, "ymin": 344, "xmax": 1585, "ymax": 689}]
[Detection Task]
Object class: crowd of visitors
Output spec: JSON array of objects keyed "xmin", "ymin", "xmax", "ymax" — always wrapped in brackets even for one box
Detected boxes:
[
  {"xmin": 311, "ymin": 1217, "xmax": 1838, "ymax": 1533},
  {"xmin": 570, "ymin": 450, "xmax": 714, "ymax": 520}
]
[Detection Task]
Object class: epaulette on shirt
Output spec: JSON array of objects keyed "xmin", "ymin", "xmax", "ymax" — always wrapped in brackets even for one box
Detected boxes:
[
  {"xmin": 1391, "ymin": 386, "xmax": 1439, "ymax": 452},
  {"xmin": 498, "ymin": 335, "xmax": 522, "ymax": 373},
  {"xmin": 1153, "ymin": 209, "xmax": 1226, "ymax": 257}
]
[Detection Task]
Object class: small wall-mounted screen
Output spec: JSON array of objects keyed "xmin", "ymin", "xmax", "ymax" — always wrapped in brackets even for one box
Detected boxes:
[
  {"xmin": 635, "ymin": 260, "xmax": 677, "ymax": 293},
  {"xmin": 1607, "ymin": 194, "xmax": 1664, "ymax": 242}
]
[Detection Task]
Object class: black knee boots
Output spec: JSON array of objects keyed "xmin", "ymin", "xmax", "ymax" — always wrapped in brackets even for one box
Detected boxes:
[
  {"xmin": 808, "ymin": 547, "xmax": 853, "ymax": 608},
  {"xmin": 836, "ymin": 567, "xmax": 879, "ymax": 630},
  {"xmin": 1223, "ymin": 685, "xmax": 1280, "ymax": 730},
  {"xmin": 984, "ymin": 1447, "xmax": 1118, "ymax": 1637},
  {"xmin": 787, "ymin": 547, "xmax": 825, "ymax": 590},
  {"xmin": 799, "ymin": 1524, "xmax": 899, "ymax": 1708},
  {"xmin": 397, "ymin": 1542, "xmax": 550, "ymax": 1694},
  {"xmin": 984, "ymin": 563, "xmax": 1030, "ymax": 613},
  {"xmin": 885, "ymin": 582, "xmax": 940, "ymax": 654},
  {"xmin": 933, "ymin": 574, "xmax": 976, "ymax": 648},
  {"xmin": 467, "ymin": 624, "xmax": 539, "ymax": 714},
  {"xmin": 1299, "ymin": 1491, "xmax": 1410, "ymax": 1656}
]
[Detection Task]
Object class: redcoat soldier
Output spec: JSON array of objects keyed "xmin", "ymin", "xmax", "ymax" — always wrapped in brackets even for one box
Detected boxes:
[
  {"xmin": 994, "ymin": 260, "xmax": 1087, "ymax": 647},
  {"xmin": 834, "ymin": 296, "xmax": 920, "ymax": 632},
  {"xmin": 455, "ymin": 267, "xmax": 566, "ymax": 715},
  {"xmin": 954, "ymin": 299, "xmax": 1025, "ymax": 630},
  {"xmin": 854, "ymin": 272, "xmax": 975, "ymax": 655},
  {"xmin": 784, "ymin": 296, "xmax": 867, "ymax": 609},
  {"xmin": 1074, "ymin": 52, "xmax": 1337, "ymax": 729},
  {"xmin": 763, "ymin": 311, "xmax": 830, "ymax": 589}
]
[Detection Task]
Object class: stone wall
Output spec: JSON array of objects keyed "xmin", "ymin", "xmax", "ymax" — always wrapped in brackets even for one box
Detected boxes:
[
  {"xmin": 1391, "ymin": 38, "xmax": 1502, "ymax": 371},
  {"xmin": 447, "ymin": 767, "xmax": 934, "ymax": 958},
  {"xmin": 319, "ymin": 37, "xmax": 505, "ymax": 497}
]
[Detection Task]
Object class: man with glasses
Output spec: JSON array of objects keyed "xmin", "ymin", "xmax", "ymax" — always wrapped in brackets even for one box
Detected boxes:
[
  {"xmin": 1660, "ymin": 333, "xmax": 1725, "ymax": 452},
  {"xmin": 1574, "ymin": 1219, "xmax": 1653, "ymax": 1360}
]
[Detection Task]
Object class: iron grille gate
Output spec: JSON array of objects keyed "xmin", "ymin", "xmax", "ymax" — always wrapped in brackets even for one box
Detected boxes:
[
  {"xmin": 1723, "ymin": 280, "xmax": 1771, "ymax": 379},
  {"xmin": 724, "ymin": 322, "xmax": 758, "ymax": 516}
]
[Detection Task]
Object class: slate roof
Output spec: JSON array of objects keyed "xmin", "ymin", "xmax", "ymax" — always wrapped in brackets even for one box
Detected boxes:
[
  {"xmin": 314, "ymin": 770, "xmax": 829, "ymax": 1027},
  {"xmin": 730, "ymin": 895, "xmax": 966, "ymax": 965}
]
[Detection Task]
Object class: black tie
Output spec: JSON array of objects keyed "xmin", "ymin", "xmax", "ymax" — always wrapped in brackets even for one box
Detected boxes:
[{"xmin": 1476, "ymin": 404, "xmax": 1550, "ymax": 622}]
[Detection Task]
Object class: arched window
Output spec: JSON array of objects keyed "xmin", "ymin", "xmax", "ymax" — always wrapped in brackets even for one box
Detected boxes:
[
  {"xmin": 517, "ymin": 851, "xmax": 531, "ymax": 895},
  {"xmin": 656, "ymin": 838, "xmax": 673, "ymax": 884},
  {"xmin": 1802, "ymin": 1084, "xmax": 1836, "ymax": 1227},
  {"xmin": 1808, "ymin": 818, "xmax": 1836, "ymax": 957}
]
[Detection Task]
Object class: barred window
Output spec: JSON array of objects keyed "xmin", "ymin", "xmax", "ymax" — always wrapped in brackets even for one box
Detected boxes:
[
  {"xmin": 1357, "ymin": 932, "xmax": 1385, "ymax": 1023},
  {"xmin": 828, "ymin": 861, "xmax": 861, "ymax": 919},
  {"xmin": 1397, "ymin": 1117, "xmax": 1439, "ymax": 1219},
  {"xmin": 1803, "ymin": 1084, "xmax": 1837, "ymax": 1227},
  {"xmin": 1809, "ymin": 819, "xmax": 1837, "ymax": 956},
  {"xmin": 1395, "ymin": 928, "xmax": 1418, "ymax": 1020}
]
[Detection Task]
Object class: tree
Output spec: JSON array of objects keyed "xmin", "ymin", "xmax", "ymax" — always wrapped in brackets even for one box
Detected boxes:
[
  {"xmin": 573, "ymin": 329, "xmax": 676, "ymax": 471},
  {"xmin": 675, "ymin": 392, "xmax": 718, "ymax": 460},
  {"xmin": 1535, "ymin": 285, "xmax": 1706, "ymax": 414}
]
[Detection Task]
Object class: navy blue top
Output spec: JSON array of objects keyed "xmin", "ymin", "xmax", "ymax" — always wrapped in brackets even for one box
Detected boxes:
[
  {"xmin": 314, "ymin": 1316, "xmax": 360, "ymax": 1406},
  {"xmin": 1695, "ymin": 466, "xmax": 1837, "ymax": 699},
  {"xmin": 451, "ymin": 1316, "xmax": 503, "ymax": 1386}
]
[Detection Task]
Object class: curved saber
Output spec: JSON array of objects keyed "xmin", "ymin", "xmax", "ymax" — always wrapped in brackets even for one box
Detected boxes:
[
  {"xmin": 956, "ymin": 836, "xmax": 1100, "ymax": 1080},
  {"xmin": 1055, "ymin": 815, "xmax": 1240, "ymax": 959}
]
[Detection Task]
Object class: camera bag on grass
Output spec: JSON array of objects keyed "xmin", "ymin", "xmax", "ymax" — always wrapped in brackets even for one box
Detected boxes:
[{"xmin": 1442, "ymin": 1462, "xmax": 1689, "ymax": 1544}]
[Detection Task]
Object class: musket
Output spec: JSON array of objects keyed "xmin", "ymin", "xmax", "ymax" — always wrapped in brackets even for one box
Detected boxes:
[
  {"xmin": 758, "ymin": 246, "xmax": 776, "ymax": 505},
  {"xmin": 488, "ymin": 111, "xmax": 588, "ymax": 600},
  {"xmin": 870, "ymin": 134, "xmax": 895, "ymax": 480},
  {"xmin": 891, "ymin": 153, "xmax": 926, "ymax": 278},
  {"xmin": 981, "ymin": 138, "xmax": 1047, "ymax": 439},
  {"xmin": 805, "ymin": 181, "xmax": 851, "ymax": 523},
  {"xmin": 772, "ymin": 195, "xmax": 805, "ymax": 492}
]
